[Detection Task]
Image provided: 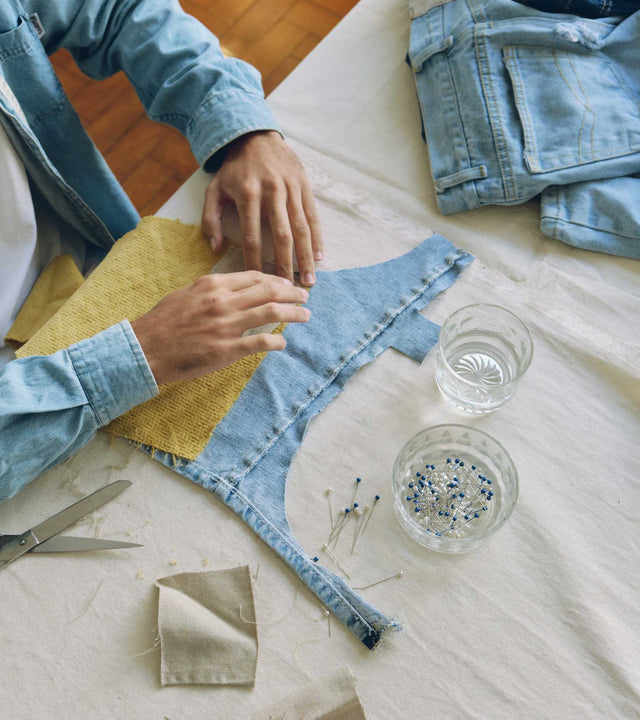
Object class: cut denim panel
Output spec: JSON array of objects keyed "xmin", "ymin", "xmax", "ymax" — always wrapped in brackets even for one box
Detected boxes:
[
  {"xmin": 147, "ymin": 235, "xmax": 473, "ymax": 648},
  {"xmin": 408, "ymin": 0, "xmax": 640, "ymax": 258}
]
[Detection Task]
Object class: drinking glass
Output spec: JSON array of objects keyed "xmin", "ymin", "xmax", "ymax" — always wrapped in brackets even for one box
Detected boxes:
[{"xmin": 435, "ymin": 304, "xmax": 533, "ymax": 414}]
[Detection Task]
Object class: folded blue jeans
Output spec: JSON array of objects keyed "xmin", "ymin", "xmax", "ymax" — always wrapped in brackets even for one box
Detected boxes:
[
  {"xmin": 147, "ymin": 235, "xmax": 473, "ymax": 649},
  {"xmin": 408, "ymin": 0, "xmax": 640, "ymax": 258},
  {"xmin": 517, "ymin": 0, "xmax": 640, "ymax": 18}
]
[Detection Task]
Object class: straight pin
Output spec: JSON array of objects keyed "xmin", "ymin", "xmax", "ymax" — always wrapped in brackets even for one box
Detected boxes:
[
  {"xmin": 328, "ymin": 507, "xmax": 351, "ymax": 545},
  {"xmin": 323, "ymin": 609, "xmax": 332, "ymax": 638},
  {"xmin": 325, "ymin": 488, "xmax": 335, "ymax": 530},
  {"xmin": 350, "ymin": 505, "xmax": 370, "ymax": 555},
  {"xmin": 359, "ymin": 494, "xmax": 380, "ymax": 537},
  {"xmin": 355, "ymin": 571, "xmax": 403, "ymax": 590},
  {"xmin": 321, "ymin": 544, "xmax": 352, "ymax": 579},
  {"xmin": 349, "ymin": 477, "xmax": 362, "ymax": 508}
]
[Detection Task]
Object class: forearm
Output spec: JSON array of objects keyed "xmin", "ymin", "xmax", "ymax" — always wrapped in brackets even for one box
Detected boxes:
[
  {"xmin": 29, "ymin": 0, "xmax": 281, "ymax": 166},
  {"xmin": 0, "ymin": 321, "xmax": 157, "ymax": 503}
]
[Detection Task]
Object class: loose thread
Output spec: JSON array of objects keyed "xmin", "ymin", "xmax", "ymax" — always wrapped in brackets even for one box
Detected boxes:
[
  {"xmin": 263, "ymin": 588, "xmax": 299, "ymax": 628},
  {"xmin": 293, "ymin": 639, "xmax": 320, "ymax": 679},
  {"xmin": 297, "ymin": 601, "xmax": 330, "ymax": 623},
  {"xmin": 130, "ymin": 627, "xmax": 161, "ymax": 658},
  {"xmin": 66, "ymin": 580, "xmax": 105, "ymax": 624},
  {"xmin": 239, "ymin": 603, "xmax": 258, "ymax": 625}
]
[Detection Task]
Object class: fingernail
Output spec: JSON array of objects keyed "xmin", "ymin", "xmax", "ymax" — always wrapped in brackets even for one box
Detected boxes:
[
  {"xmin": 300, "ymin": 288, "xmax": 309, "ymax": 301},
  {"xmin": 314, "ymin": 251, "xmax": 323, "ymax": 261},
  {"xmin": 303, "ymin": 308, "xmax": 311, "ymax": 319},
  {"xmin": 280, "ymin": 277, "xmax": 292, "ymax": 285},
  {"xmin": 303, "ymin": 272, "xmax": 315, "ymax": 286}
]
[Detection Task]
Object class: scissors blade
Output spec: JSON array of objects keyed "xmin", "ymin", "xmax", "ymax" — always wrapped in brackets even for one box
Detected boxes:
[
  {"xmin": 0, "ymin": 480, "xmax": 132, "ymax": 570},
  {"xmin": 30, "ymin": 536, "xmax": 142, "ymax": 553},
  {"xmin": 30, "ymin": 480, "xmax": 132, "ymax": 543}
]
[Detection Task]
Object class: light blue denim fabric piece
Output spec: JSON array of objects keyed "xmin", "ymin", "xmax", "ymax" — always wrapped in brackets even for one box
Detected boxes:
[
  {"xmin": 0, "ymin": 321, "xmax": 158, "ymax": 502},
  {"xmin": 408, "ymin": 0, "xmax": 640, "ymax": 258},
  {"xmin": 147, "ymin": 236, "xmax": 473, "ymax": 649},
  {"xmin": 0, "ymin": 0, "xmax": 279, "ymax": 499}
]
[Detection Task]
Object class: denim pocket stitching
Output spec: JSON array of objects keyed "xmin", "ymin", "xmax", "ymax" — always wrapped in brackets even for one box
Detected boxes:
[
  {"xmin": 477, "ymin": 33, "xmax": 517, "ymax": 200},
  {"xmin": 503, "ymin": 46, "xmax": 640, "ymax": 173}
]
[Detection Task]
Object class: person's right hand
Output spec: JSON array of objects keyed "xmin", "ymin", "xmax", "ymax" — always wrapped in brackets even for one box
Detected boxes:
[{"xmin": 130, "ymin": 271, "xmax": 310, "ymax": 386}]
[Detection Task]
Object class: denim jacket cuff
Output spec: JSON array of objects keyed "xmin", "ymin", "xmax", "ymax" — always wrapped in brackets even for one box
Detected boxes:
[
  {"xmin": 66, "ymin": 320, "xmax": 159, "ymax": 426},
  {"xmin": 188, "ymin": 90, "xmax": 283, "ymax": 172}
]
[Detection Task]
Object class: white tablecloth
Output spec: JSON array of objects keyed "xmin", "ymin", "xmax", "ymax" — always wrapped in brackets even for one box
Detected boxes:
[{"xmin": 2, "ymin": 1, "xmax": 639, "ymax": 718}]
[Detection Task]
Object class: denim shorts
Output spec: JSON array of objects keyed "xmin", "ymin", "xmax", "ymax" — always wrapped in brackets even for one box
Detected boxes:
[{"xmin": 408, "ymin": 0, "xmax": 640, "ymax": 258}]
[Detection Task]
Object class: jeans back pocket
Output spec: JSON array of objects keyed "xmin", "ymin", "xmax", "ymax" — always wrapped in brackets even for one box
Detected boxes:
[{"xmin": 502, "ymin": 45, "xmax": 640, "ymax": 173}]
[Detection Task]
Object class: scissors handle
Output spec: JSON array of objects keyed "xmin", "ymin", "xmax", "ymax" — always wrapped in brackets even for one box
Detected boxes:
[{"xmin": 0, "ymin": 531, "xmax": 39, "ymax": 570}]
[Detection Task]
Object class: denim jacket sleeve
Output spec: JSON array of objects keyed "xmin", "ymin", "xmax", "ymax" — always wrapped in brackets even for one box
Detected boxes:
[
  {"xmin": 0, "ymin": 320, "xmax": 158, "ymax": 503},
  {"xmin": 27, "ymin": 0, "xmax": 281, "ymax": 168}
]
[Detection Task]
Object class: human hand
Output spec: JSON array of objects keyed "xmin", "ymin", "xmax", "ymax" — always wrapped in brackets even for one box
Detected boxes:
[
  {"xmin": 130, "ymin": 271, "xmax": 310, "ymax": 386},
  {"xmin": 201, "ymin": 131, "xmax": 323, "ymax": 286}
]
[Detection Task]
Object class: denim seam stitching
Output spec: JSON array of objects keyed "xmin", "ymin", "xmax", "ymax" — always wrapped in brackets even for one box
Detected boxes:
[
  {"xmin": 211, "ymin": 474, "xmax": 384, "ymax": 640},
  {"xmin": 0, "ymin": 41, "xmax": 31, "ymax": 60},
  {"xmin": 67, "ymin": 347, "xmax": 105, "ymax": 426},
  {"xmin": 474, "ymin": 31, "xmax": 516, "ymax": 201},
  {"xmin": 7, "ymin": 116, "xmax": 115, "ymax": 243},
  {"xmin": 544, "ymin": 215, "xmax": 640, "ymax": 241},
  {"xmin": 0, "ymin": 16, "xmax": 33, "ymax": 60},
  {"xmin": 440, "ymin": 48, "xmax": 481, "ymax": 205},
  {"xmin": 502, "ymin": 49, "xmax": 540, "ymax": 171},
  {"xmin": 187, "ymin": 251, "xmax": 467, "ymax": 482},
  {"xmin": 186, "ymin": 89, "xmax": 267, "ymax": 133},
  {"xmin": 199, "ymin": 124, "xmax": 283, "ymax": 169},
  {"xmin": 119, "ymin": 322, "xmax": 157, "ymax": 398}
]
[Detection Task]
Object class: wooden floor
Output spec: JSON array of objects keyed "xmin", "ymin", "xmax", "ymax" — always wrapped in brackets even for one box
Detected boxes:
[{"xmin": 50, "ymin": 0, "xmax": 359, "ymax": 217}]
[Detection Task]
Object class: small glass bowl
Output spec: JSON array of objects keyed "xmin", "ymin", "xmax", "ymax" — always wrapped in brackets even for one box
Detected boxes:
[{"xmin": 392, "ymin": 424, "xmax": 518, "ymax": 553}]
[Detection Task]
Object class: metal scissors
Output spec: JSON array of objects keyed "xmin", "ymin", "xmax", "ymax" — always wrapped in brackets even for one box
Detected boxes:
[{"xmin": 0, "ymin": 480, "xmax": 142, "ymax": 571}]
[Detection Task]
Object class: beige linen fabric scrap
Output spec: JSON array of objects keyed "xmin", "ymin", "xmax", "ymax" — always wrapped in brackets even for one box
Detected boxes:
[
  {"xmin": 249, "ymin": 666, "xmax": 367, "ymax": 719},
  {"xmin": 156, "ymin": 565, "xmax": 258, "ymax": 686}
]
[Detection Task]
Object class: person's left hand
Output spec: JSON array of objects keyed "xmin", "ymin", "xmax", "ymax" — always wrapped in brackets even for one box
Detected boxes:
[{"xmin": 201, "ymin": 131, "xmax": 323, "ymax": 286}]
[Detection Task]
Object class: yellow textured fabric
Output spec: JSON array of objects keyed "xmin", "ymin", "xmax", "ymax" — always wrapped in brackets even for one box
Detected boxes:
[
  {"xmin": 4, "ymin": 254, "xmax": 84, "ymax": 350},
  {"xmin": 15, "ymin": 216, "xmax": 278, "ymax": 460}
]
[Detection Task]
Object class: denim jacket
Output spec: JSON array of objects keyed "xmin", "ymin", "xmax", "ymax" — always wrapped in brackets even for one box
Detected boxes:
[{"xmin": 0, "ymin": 0, "xmax": 281, "ymax": 502}]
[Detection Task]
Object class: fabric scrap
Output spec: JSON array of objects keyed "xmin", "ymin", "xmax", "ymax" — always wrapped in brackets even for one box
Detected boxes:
[
  {"xmin": 156, "ymin": 565, "xmax": 258, "ymax": 686},
  {"xmin": 14, "ymin": 217, "xmax": 280, "ymax": 460},
  {"xmin": 249, "ymin": 666, "xmax": 367, "ymax": 720},
  {"xmin": 4, "ymin": 254, "xmax": 84, "ymax": 350}
]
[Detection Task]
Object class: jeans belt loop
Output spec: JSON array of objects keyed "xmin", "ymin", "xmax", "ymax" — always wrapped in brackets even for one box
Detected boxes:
[
  {"xmin": 410, "ymin": 35, "xmax": 454, "ymax": 72},
  {"xmin": 434, "ymin": 165, "xmax": 488, "ymax": 193}
]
